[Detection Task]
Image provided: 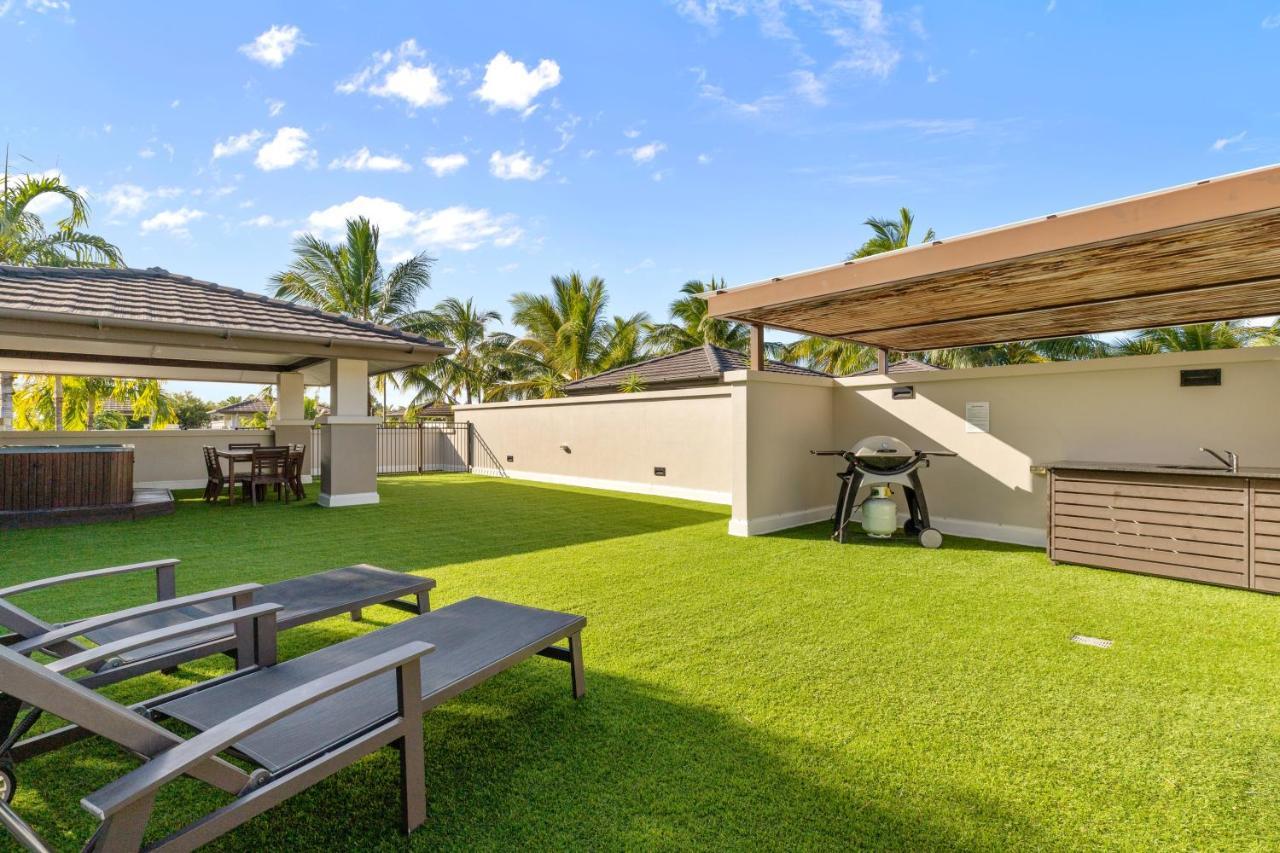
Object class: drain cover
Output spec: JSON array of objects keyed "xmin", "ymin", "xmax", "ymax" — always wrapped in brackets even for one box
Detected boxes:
[{"xmin": 1070, "ymin": 634, "xmax": 1113, "ymax": 649}]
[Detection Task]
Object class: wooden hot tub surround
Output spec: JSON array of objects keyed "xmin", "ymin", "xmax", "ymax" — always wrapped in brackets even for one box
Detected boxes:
[
  {"xmin": 0, "ymin": 444, "xmax": 173, "ymax": 530},
  {"xmin": 1045, "ymin": 462, "xmax": 1280, "ymax": 593}
]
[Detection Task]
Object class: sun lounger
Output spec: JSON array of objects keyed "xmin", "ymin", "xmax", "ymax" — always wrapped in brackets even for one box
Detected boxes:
[
  {"xmin": 0, "ymin": 596, "xmax": 585, "ymax": 852},
  {"xmin": 0, "ymin": 560, "xmax": 435, "ymax": 685}
]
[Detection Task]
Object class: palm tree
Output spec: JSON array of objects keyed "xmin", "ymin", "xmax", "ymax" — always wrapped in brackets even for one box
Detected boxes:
[
  {"xmin": 646, "ymin": 278, "xmax": 750, "ymax": 354},
  {"xmin": 0, "ymin": 155, "xmax": 124, "ymax": 428},
  {"xmin": 399, "ymin": 297, "xmax": 503, "ymax": 405},
  {"xmin": 848, "ymin": 207, "xmax": 935, "ymax": 260},
  {"xmin": 14, "ymin": 376, "xmax": 174, "ymax": 430},
  {"xmin": 1111, "ymin": 321, "xmax": 1271, "ymax": 354},
  {"xmin": 500, "ymin": 272, "xmax": 649, "ymax": 398},
  {"xmin": 272, "ymin": 216, "xmax": 433, "ymax": 414},
  {"xmin": 782, "ymin": 336, "xmax": 880, "ymax": 375}
]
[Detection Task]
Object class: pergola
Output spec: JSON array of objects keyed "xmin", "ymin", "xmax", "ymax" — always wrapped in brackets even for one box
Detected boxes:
[
  {"xmin": 0, "ymin": 265, "xmax": 450, "ymax": 506},
  {"xmin": 708, "ymin": 164, "xmax": 1280, "ymax": 369}
]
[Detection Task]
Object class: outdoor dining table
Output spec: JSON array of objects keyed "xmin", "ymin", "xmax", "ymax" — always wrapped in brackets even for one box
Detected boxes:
[{"xmin": 215, "ymin": 448, "xmax": 257, "ymax": 505}]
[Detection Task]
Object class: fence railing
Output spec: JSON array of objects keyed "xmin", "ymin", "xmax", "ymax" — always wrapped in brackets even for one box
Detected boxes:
[{"xmin": 308, "ymin": 421, "xmax": 471, "ymax": 477}]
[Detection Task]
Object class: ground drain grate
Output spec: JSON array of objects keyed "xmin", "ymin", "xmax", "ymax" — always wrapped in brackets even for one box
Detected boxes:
[{"xmin": 1070, "ymin": 634, "xmax": 1113, "ymax": 649}]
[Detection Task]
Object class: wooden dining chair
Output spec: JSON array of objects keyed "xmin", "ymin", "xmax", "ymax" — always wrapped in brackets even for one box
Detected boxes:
[
  {"xmin": 288, "ymin": 443, "xmax": 307, "ymax": 499},
  {"xmin": 201, "ymin": 445, "xmax": 224, "ymax": 503},
  {"xmin": 248, "ymin": 446, "xmax": 292, "ymax": 505}
]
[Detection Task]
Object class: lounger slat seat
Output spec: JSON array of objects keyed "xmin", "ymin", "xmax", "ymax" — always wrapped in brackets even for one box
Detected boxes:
[
  {"xmin": 81, "ymin": 565, "xmax": 434, "ymax": 667},
  {"xmin": 156, "ymin": 596, "xmax": 586, "ymax": 773}
]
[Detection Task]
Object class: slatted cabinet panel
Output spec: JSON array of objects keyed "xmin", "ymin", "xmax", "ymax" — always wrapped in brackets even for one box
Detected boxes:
[
  {"xmin": 1050, "ymin": 469, "xmax": 1249, "ymax": 589},
  {"xmin": 1252, "ymin": 488, "xmax": 1280, "ymax": 593}
]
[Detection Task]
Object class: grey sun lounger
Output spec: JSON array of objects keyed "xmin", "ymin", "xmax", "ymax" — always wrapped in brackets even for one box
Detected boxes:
[
  {"xmin": 0, "ymin": 560, "xmax": 435, "ymax": 686},
  {"xmin": 0, "ymin": 596, "xmax": 586, "ymax": 852}
]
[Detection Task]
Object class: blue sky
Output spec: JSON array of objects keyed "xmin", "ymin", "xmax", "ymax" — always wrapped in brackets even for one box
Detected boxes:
[{"xmin": 4, "ymin": 1, "xmax": 1279, "ymax": 404}]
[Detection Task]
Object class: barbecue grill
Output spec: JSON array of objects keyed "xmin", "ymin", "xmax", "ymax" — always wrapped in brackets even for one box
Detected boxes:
[{"xmin": 812, "ymin": 435, "xmax": 957, "ymax": 548}]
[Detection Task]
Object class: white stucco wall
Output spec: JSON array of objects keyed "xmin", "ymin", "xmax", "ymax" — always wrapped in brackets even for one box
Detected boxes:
[{"xmin": 455, "ymin": 387, "xmax": 733, "ymax": 503}]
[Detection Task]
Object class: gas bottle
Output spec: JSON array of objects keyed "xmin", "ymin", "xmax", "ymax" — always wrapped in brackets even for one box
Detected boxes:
[{"xmin": 860, "ymin": 484, "xmax": 898, "ymax": 538}]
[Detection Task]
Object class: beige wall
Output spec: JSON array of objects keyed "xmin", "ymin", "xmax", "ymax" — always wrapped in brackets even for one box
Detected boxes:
[
  {"xmin": 456, "ymin": 387, "xmax": 733, "ymax": 503},
  {"xmin": 728, "ymin": 372, "xmax": 836, "ymax": 535},
  {"xmin": 0, "ymin": 429, "xmax": 275, "ymax": 488},
  {"xmin": 831, "ymin": 348, "xmax": 1280, "ymax": 545}
]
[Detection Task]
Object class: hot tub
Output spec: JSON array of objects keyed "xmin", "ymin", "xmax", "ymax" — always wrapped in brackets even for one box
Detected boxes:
[{"xmin": 0, "ymin": 444, "xmax": 135, "ymax": 512}]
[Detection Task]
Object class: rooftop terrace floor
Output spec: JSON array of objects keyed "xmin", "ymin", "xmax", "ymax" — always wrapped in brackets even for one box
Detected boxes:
[{"xmin": 5, "ymin": 474, "xmax": 1280, "ymax": 850}]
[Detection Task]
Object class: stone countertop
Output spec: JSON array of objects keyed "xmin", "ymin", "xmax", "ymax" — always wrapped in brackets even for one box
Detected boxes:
[{"xmin": 1039, "ymin": 460, "xmax": 1280, "ymax": 481}]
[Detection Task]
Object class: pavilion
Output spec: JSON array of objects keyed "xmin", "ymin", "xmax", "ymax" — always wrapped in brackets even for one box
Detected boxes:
[{"xmin": 0, "ymin": 265, "xmax": 450, "ymax": 507}]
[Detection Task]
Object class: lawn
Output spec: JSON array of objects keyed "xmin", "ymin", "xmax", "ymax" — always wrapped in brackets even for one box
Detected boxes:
[{"xmin": 4, "ymin": 473, "xmax": 1280, "ymax": 851}]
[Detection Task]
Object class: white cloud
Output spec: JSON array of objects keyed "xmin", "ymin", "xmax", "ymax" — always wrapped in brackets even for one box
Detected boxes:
[
  {"xmin": 697, "ymin": 153, "xmax": 713, "ymax": 165},
  {"xmin": 856, "ymin": 117, "xmax": 979, "ymax": 135},
  {"xmin": 304, "ymin": 195, "xmax": 523, "ymax": 251},
  {"xmin": 623, "ymin": 127, "xmax": 641, "ymax": 139},
  {"xmin": 138, "ymin": 147, "xmax": 156, "ymax": 159},
  {"xmin": 212, "ymin": 129, "xmax": 264, "ymax": 160},
  {"xmin": 255, "ymin": 127, "xmax": 316, "ymax": 171},
  {"xmin": 140, "ymin": 207, "xmax": 204, "ymax": 236},
  {"xmin": 1211, "ymin": 131, "xmax": 1247, "ymax": 152},
  {"xmin": 328, "ymin": 147, "xmax": 412, "ymax": 172},
  {"xmin": 474, "ymin": 51, "xmax": 561, "ymax": 112},
  {"xmin": 1045, "ymin": 0, "xmax": 1057, "ymax": 12},
  {"xmin": 240, "ymin": 24, "xmax": 304, "ymax": 68},
  {"xmin": 789, "ymin": 69, "xmax": 827, "ymax": 106},
  {"xmin": 0, "ymin": 0, "xmax": 72, "ymax": 19},
  {"xmin": 626, "ymin": 141, "xmax": 667, "ymax": 164},
  {"xmin": 266, "ymin": 98, "xmax": 286, "ymax": 117},
  {"xmin": 242, "ymin": 214, "xmax": 289, "ymax": 228},
  {"xmin": 95, "ymin": 183, "xmax": 184, "ymax": 219},
  {"xmin": 423, "ymin": 153, "xmax": 468, "ymax": 176},
  {"xmin": 489, "ymin": 149, "xmax": 548, "ymax": 181},
  {"xmin": 337, "ymin": 39, "xmax": 449, "ymax": 110},
  {"xmin": 497, "ymin": 262, "xmax": 519, "ymax": 273},
  {"xmin": 624, "ymin": 258, "xmax": 655, "ymax": 274},
  {"xmin": 170, "ymin": 99, "xmax": 181, "ymax": 109},
  {"xmin": 1264, "ymin": 13, "xmax": 1280, "ymax": 28}
]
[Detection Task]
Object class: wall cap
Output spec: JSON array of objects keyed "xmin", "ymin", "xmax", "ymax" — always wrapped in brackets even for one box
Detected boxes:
[{"xmin": 454, "ymin": 385, "xmax": 732, "ymax": 411}]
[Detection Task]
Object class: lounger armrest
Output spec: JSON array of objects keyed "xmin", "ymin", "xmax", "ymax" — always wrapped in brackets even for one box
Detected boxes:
[
  {"xmin": 12, "ymin": 584, "xmax": 262, "ymax": 655},
  {"xmin": 0, "ymin": 558, "xmax": 181, "ymax": 601},
  {"xmin": 81, "ymin": 640, "xmax": 435, "ymax": 820},
  {"xmin": 48, "ymin": 603, "xmax": 283, "ymax": 676}
]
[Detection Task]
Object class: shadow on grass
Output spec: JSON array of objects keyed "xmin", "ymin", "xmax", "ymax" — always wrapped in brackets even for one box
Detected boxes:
[
  {"xmin": 1, "ymin": 474, "xmax": 728, "ymax": 622},
  {"xmin": 11, "ymin": 630, "xmax": 1040, "ymax": 852},
  {"xmin": 767, "ymin": 521, "xmax": 1038, "ymax": 554}
]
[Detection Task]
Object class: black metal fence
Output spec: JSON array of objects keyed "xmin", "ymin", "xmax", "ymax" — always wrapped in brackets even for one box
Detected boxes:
[{"xmin": 308, "ymin": 421, "xmax": 471, "ymax": 476}]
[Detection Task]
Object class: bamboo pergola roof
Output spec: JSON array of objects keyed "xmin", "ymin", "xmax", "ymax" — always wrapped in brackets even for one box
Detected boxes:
[{"xmin": 706, "ymin": 164, "xmax": 1280, "ymax": 351}]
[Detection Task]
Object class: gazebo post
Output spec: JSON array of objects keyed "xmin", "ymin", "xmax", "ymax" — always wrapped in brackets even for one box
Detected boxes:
[
  {"xmin": 317, "ymin": 358, "xmax": 381, "ymax": 507},
  {"xmin": 271, "ymin": 371, "xmax": 314, "ymax": 469}
]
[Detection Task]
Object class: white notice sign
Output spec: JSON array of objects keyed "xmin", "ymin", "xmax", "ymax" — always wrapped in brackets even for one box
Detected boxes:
[{"xmin": 965, "ymin": 401, "xmax": 990, "ymax": 433}]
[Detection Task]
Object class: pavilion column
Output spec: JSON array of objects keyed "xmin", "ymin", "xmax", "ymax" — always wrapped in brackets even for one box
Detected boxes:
[
  {"xmin": 748, "ymin": 324, "xmax": 765, "ymax": 371},
  {"xmin": 271, "ymin": 371, "xmax": 314, "ymax": 479},
  {"xmin": 317, "ymin": 358, "xmax": 380, "ymax": 508}
]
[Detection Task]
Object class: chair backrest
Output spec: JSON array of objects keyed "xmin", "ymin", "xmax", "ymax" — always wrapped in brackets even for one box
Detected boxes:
[
  {"xmin": 202, "ymin": 445, "xmax": 222, "ymax": 480},
  {"xmin": 251, "ymin": 446, "xmax": 290, "ymax": 476},
  {"xmin": 228, "ymin": 442, "xmax": 261, "ymax": 450},
  {"xmin": 289, "ymin": 443, "xmax": 306, "ymax": 474}
]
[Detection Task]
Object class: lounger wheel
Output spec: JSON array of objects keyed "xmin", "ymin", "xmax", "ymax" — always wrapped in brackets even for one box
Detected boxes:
[
  {"xmin": 918, "ymin": 527, "xmax": 943, "ymax": 549},
  {"xmin": 0, "ymin": 763, "xmax": 15, "ymax": 804}
]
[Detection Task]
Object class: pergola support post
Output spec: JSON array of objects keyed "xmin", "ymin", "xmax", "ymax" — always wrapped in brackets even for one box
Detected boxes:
[
  {"xmin": 876, "ymin": 348, "xmax": 889, "ymax": 376},
  {"xmin": 318, "ymin": 359, "xmax": 380, "ymax": 508},
  {"xmin": 749, "ymin": 324, "xmax": 766, "ymax": 372},
  {"xmin": 272, "ymin": 372, "xmax": 314, "ymax": 478}
]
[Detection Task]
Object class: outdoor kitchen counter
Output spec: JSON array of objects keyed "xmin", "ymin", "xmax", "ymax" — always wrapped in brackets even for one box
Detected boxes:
[
  {"xmin": 1042, "ymin": 462, "xmax": 1280, "ymax": 593},
  {"xmin": 1040, "ymin": 460, "xmax": 1280, "ymax": 480}
]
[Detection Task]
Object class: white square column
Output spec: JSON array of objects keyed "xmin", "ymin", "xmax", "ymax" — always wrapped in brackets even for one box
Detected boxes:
[
  {"xmin": 272, "ymin": 371, "xmax": 314, "ymax": 476},
  {"xmin": 317, "ymin": 358, "xmax": 381, "ymax": 507}
]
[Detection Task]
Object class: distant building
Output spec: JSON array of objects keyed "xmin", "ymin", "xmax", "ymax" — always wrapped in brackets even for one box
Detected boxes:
[
  {"xmin": 563, "ymin": 344, "xmax": 829, "ymax": 396},
  {"xmin": 210, "ymin": 397, "xmax": 271, "ymax": 429}
]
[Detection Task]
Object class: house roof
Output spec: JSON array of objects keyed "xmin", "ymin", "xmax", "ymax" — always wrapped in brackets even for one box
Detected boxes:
[
  {"xmin": 705, "ymin": 164, "xmax": 1280, "ymax": 351},
  {"xmin": 0, "ymin": 265, "xmax": 450, "ymax": 385},
  {"xmin": 211, "ymin": 398, "xmax": 272, "ymax": 415},
  {"xmin": 563, "ymin": 344, "xmax": 828, "ymax": 395},
  {"xmin": 847, "ymin": 357, "xmax": 945, "ymax": 377}
]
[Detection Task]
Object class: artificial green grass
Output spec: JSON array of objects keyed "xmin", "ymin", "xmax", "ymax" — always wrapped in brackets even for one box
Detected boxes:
[{"xmin": 4, "ymin": 473, "xmax": 1280, "ymax": 850}]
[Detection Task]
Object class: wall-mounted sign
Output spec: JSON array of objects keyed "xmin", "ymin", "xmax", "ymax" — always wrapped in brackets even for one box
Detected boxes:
[{"xmin": 965, "ymin": 401, "xmax": 990, "ymax": 434}]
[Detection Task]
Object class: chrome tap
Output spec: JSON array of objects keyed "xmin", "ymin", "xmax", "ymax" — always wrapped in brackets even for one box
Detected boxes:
[{"xmin": 1199, "ymin": 447, "xmax": 1238, "ymax": 473}]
